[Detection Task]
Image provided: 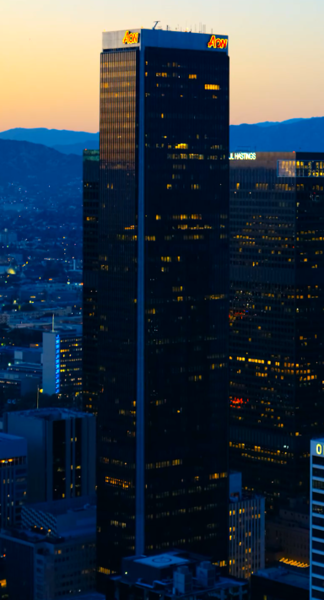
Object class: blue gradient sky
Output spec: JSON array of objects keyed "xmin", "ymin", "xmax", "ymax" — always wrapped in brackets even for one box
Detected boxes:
[{"xmin": 1, "ymin": 0, "xmax": 324, "ymax": 131}]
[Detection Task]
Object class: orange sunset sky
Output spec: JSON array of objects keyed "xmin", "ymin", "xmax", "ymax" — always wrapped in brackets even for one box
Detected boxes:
[{"xmin": 1, "ymin": 0, "xmax": 324, "ymax": 132}]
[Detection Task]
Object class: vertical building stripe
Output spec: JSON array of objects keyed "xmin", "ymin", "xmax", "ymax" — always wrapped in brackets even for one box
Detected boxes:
[{"xmin": 135, "ymin": 42, "xmax": 145, "ymax": 556}]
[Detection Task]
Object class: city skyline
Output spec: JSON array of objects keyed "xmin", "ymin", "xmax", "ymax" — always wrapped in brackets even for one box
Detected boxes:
[{"xmin": 2, "ymin": 0, "xmax": 324, "ymax": 132}]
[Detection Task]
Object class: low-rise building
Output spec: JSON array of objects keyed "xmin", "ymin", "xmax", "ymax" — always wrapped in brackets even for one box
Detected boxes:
[
  {"xmin": 0, "ymin": 495, "xmax": 96, "ymax": 600},
  {"xmin": 108, "ymin": 551, "xmax": 248, "ymax": 600},
  {"xmin": 266, "ymin": 501, "xmax": 309, "ymax": 565},
  {"xmin": 251, "ymin": 564, "xmax": 309, "ymax": 600}
]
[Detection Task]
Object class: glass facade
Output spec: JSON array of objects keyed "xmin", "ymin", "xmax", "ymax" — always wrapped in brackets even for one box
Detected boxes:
[
  {"xmin": 229, "ymin": 152, "xmax": 324, "ymax": 506},
  {"xmin": 91, "ymin": 30, "xmax": 230, "ymax": 577}
]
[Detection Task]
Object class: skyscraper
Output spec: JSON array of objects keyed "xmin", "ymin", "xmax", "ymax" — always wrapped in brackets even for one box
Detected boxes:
[
  {"xmin": 87, "ymin": 27, "xmax": 230, "ymax": 577},
  {"xmin": 229, "ymin": 152, "xmax": 324, "ymax": 505}
]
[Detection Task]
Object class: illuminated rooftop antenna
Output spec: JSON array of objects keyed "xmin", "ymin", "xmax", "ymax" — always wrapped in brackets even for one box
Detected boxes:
[{"xmin": 153, "ymin": 21, "xmax": 160, "ymax": 29}]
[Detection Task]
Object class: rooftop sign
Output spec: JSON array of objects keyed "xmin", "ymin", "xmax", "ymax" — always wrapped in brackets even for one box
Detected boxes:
[
  {"xmin": 311, "ymin": 439, "xmax": 324, "ymax": 456},
  {"xmin": 229, "ymin": 152, "xmax": 256, "ymax": 161},
  {"xmin": 123, "ymin": 30, "xmax": 139, "ymax": 45},
  {"xmin": 207, "ymin": 36, "xmax": 228, "ymax": 49}
]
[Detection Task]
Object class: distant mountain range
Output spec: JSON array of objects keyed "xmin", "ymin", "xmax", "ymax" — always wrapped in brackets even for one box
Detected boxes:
[
  {"xmin": 0, "ymin": 139, "xmax": 82, "ymax": 189},
  {"xmin": 230, "ymin": 117, "xmax": 324, "ymax": 152},
  {"xmin": 0, "ymin": 128, "xmax": 99, "ymax": 156},
  {"xmin": 1, "ymin": 117, "xmax": 324, "ymax": 155}
]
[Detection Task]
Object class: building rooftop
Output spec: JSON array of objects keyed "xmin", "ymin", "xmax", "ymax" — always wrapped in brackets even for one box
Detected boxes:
[
  {"xmin": 6, "ymin": 407, "xmax": 93, "ymax": 421},
  {"xmin": 119, "ymin": 551, "xmax": 247, "ymax": 596},
  {"xmin": 102, "ymin": 28, "xmax": 229, "ymax": 55},
  {"xmin": 25, "ymin": 494, "xmax": 96, "ymax": 517},
  {"xmin": 253, "ymin": 565, "xmax": 309, "ymax": 590},
  {"xmin": 22, "ymin": 495, "xmax": 96, "ymax": 539},
  {"xmin": 0, "ymin": 432, "xmax": 27, "ymax": 459},
  {"xmin": 135, "ymin": 554, "xmax": 190, "ymax": 569}
]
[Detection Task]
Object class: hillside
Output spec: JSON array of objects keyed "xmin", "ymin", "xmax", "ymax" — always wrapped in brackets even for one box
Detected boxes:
[
  {"xmin": 2, "ymin": 118, "xmax": 324, "ymax": 158},
  {"xmin": 230, "ymin": 116, "xmax": 324, "ymax": 152},
  {"xmin": 0, "ymin": 139, "xmax": 82, "ymax": 191},
  {"xmin": 0, "ymin": 128, "xmax": 99, "ymax": 148},
  {"xmin": 53, "ymin": 139, "xmax": 99, "ymax": 155}
]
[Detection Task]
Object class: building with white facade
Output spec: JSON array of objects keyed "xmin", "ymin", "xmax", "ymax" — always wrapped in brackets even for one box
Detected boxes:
[{"xmin": 229, "ymin": 472, "xmax": 265, "ymax": 579}]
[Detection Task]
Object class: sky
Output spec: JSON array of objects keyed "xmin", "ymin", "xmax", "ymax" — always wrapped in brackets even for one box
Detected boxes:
[{"xmin": 1, "ymin": 0, "xmax": 324, "ymax": 132}]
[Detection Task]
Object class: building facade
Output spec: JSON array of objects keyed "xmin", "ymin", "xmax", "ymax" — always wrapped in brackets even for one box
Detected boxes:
[
  {"xmin": 86, "ymin": 27, "xmax": 230, "ymax": 575},
  {"xmin": 4, "ymin": 408, "xmax": 95, "ymax": 502},
  {"xmin": 0, "ymin": 498, "xmax": 96, "ymax": 600},
  {"xmin": 0, "ymin": 433, "xmax": 27, "ymax": 528},
  {"xmin": 310, "ymin": 438, "xmax": 324, "ymax": 600},
  {"xmin": 251, "ymin": 564, "xmax": 309, "ymax": 600},
  {"xmin": 228, "ymin": 472, "xmax": 265, "ymax": 579},
  {"xmin": 266, "ymin": 502, "xmax": 309, "ymax": 565},
  {"xmin": 229, "ymin": 152, "xmax": 324, "ymax": 504},
  {"xmin": 42, "ymin": 329, "xmax": 82, "ymax": 400}
]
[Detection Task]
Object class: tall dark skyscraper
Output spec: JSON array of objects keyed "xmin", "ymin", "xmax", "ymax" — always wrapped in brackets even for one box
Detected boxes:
[
  {"xmin": 84, "ymin": 27, "xmax": 230, "ymax": 577},
  {"xmin": 229, "ymin": 152, "xmax": 324, "ymax": 506}
]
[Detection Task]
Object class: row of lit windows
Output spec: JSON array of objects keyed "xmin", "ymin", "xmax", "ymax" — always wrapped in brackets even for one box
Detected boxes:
[{"xmin": 146, "ymin": 459, "xmax": 182, "ymax": 469}]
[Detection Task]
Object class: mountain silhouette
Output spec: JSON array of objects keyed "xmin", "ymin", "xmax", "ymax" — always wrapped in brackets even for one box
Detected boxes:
[
  {"xmin": 1, "ymin": 118, "xmax": 324, "ymax": 155},
  {"xmin": 0, "ymin": 139, "xmax": 81, "ymax": 189}
]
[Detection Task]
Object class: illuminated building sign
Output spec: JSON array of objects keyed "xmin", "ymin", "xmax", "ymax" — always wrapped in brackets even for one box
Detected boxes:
[
  {"xmin": 315, "ymin": 443, "xmax": 324, "ymax": 455},
  {"xmin": 207, "ymin": 36, "xmax": 228, "ymax": 49},
  {"xmin": 123, "ymin": 30, "xmax": 139, "ymax": 45},
  {"xmin": 229, "ymin": 152, "xmax": 256, "ymax": 161}
]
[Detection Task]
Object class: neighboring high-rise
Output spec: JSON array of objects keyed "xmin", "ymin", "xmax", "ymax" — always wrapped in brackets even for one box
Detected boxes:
[
  {"xmin": 229, "ymin": 152, "xmax": 324, "ymax": 505},
  {"xmin": 4, "ymin": 408, "xmax": 95, "ymax": 502},
  {"xmin": 83, "ymin": 27, "xmax": 230, "ymax": 576},
  {"xmin": 0, "ymin": 433, "xmax": 27, "ymax": 528},
  {"xmin": 42, "ymin": 330, "xmax": 82, "ymax": 400},
  {"xmin": 228, "ymin": 472, "xmax": 265, "ymax": 579}
]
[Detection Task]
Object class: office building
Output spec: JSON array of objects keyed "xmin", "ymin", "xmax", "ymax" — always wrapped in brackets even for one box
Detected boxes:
[
  {"xmin": 4, "ymin": 408, "xmax": 95, "ymax": 502},
  {"xmin": 0, "ymin": 433, "xmax": 27, "ymax": 528},
  {"xmin": 86, "ymin": 27, "xmax": 230, "ymax": 576},
  {"xmin": 266, "ymin": 501, "xmax": 309, "ymax": 565},
  {"xmin": 251, "ymin": 564, "xmax": 309, "ymax": 600},
  {"xmin": 0, "ymin": 371, "xmax": 39, "ymax": 405},
  {"xmin": 14, "ymin": 346, "xmax": 43, "ymax": 366},
  {"xmin": 109, "ymin": 551, "xmax": 248, "ymax": 600},
  {"xmin": 228, "ymin": 472, "xmax": 265, "ymax": 579},
  {"xmin": 0, "ymin": 496, "xmax": 96, "ymax": 600},
  {"xmin": 229, "ymin": 152, "xmax": 324, "ymax": 503},
  {"xmin": 42, "ymin": 329, "xmax": 82, "ymax": 399},
  {"xmin": 310, "ymin": 437, "xmax": 324, "ymax": 600},
  {"xmin": 83, "ymin": 150, "xmax": 99, "ymax": 414}
]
